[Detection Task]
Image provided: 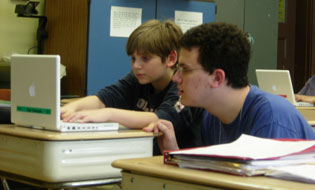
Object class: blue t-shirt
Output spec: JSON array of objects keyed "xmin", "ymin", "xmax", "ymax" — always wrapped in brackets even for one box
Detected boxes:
[{"xmin": 202, "ymin": 85, "xmax": 315, "ymax": 145}]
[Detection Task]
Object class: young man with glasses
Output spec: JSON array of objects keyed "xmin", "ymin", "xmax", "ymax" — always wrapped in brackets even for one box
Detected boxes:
[{"xmin": 144, "ymin": 22, "xmax": 315, "ymax": 153}]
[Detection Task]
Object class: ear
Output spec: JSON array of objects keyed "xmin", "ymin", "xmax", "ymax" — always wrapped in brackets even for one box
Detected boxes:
[
  {"xmin": 210, "ymin": 69, "xmax": 225, "ymax": 88},
  {"xmin": 166, "ymin": 50, "xmax": 178, "ymax": 68}
]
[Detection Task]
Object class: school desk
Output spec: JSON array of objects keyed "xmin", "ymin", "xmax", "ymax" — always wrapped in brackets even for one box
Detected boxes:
[
  {"xmin": 297, "ymin": 106, "xmax": 315, "ymax": 126},
  {"xmin": 0, "ymin": 124, "xmax": 155, "ymax": 189},
  {"xmin": 112, "ymin": 156, "xmax": 315, "ymax": 190}
]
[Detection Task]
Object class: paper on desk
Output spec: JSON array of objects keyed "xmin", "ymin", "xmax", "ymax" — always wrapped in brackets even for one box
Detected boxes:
[
  {"xmin": 170, "ymin": 134, "xmax": 315, "ymax": 160},
  {"xmin": 266, "ymin": 164, "xmax": 315, "ymax": 184},
  {"xmin": 0, "ymin": 100, "xmax": 10, "ymax": 108},
  {"xmin": 1, "ymin": 54, "xmax": 66, "ymax": 79}
]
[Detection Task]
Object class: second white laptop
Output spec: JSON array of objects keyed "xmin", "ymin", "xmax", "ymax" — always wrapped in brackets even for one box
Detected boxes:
[
  {"xmin": 256, "ymin": 69, "xmax": 314, "ymax": 107},
  {"xmin": 10, "ymin": 54, "xmax": 119, "ymax": 132}
]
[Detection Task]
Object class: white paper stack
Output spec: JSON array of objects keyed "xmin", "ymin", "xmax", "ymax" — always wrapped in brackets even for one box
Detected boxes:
[{"xmin": 164, "ymin": 134, "xmax": 315, "ymax": 183}]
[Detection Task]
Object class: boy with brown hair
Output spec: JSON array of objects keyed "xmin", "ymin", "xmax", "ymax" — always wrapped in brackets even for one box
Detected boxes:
[{"xmin": 61, "ymin": 19, "xmax": 203, "ymax": 154}]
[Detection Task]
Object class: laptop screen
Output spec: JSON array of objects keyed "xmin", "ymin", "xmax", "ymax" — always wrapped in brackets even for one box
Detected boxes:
[
  {"xmin": 255, "ymin": 69, "xmax": 296, "ymax": 105},
  {"xmin": 10, "ymin": 54, "xmax": 61, "ymax": 130}
]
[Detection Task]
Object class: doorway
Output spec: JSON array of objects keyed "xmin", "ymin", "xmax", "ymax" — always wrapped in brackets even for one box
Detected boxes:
[{"xmin": 278, "ymin": 0, "xmax": 315, "ymax": 92}]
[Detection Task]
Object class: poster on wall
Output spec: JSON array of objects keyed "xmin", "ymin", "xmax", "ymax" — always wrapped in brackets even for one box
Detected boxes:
[
  {"xmin": 175, "ymin": 10, "xmax": 203, "ymax": 33},
  {"xmin": 110, "ymin": 6, "xmax": 142, "ymax": 37}
]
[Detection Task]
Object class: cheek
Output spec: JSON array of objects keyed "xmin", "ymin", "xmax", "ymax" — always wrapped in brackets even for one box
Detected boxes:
[
  {"xmin": 191, "ymin": 77, "xmax": 210, "ymax": 91},
  {"xmin": 147, "ymin": 64, "xmax": 167, "ymax": 77},
  {"xmin": 143, "ymin": 66, "xmax": 159, "ymax": 77}
]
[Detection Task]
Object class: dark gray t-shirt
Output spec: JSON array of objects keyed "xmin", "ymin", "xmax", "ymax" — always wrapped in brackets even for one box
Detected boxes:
[
  {"xmin": 298, "ymin": 76, "xmax": 315, "ymax": 96},
  {"xmin": 96, "ymin": 71, "xmax": 203, "ymax": 154}
]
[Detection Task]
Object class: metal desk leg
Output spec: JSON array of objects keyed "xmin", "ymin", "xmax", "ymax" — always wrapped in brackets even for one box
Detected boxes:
[{"xmin": 1, "ymin": 178, "xmax": 10, "ymax": 190}]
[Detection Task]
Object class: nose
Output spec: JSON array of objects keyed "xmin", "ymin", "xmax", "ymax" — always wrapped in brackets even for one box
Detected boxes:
[
  {"xmin": 132, "ymin": 60, "xmax": 142, "ymax": 69},
  {"xmin": 172, "ymin": 70, "xmax": 182, "ymax": 84}
]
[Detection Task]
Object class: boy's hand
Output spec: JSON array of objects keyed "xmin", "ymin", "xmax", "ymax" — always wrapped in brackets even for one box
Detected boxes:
[
  {"xmin": 143, "ymin": 120, "xmax": 179, "ymax": 153},
  {"xmin": 60, "ymin": 104, "xmax": 77, "ymax": 120},
  {"xmin": 60, "ymin": 96, "xmax": 105, "ymax": 120},
  {"xmin": 62, "ymin": 108, "xmax": 111, "ymax": 123}
]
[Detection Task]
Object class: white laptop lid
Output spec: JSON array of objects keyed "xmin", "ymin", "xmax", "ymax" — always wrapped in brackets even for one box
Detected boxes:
[
  {"xmin": 256, "ymin": 69, "xmax": 314, "ymax": 107},
  {"xmin": 11, "ymin": 54, "xmax": 61, "ymax": 130},
  {"xmin": 11, "ymin": 54, "xmax": 120, "ymax": 132},
  {"xmin": 256, "ymin": 69, "xmax": 297, "ymax": 105}
]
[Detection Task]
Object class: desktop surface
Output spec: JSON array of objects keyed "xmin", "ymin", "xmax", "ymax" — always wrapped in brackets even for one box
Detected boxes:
[
  {"xmin": 113, "ymin": 156, "xmax": 315, "ymax": 190},
  {"xmin": 296, "ymin": 107, "xmax": 315, "ymax": 126},
  {"xmin": 0, "ymin": 124, "xmax": 154, "ymax": 141}
]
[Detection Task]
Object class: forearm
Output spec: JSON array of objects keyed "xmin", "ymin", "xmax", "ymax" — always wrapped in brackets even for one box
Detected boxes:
[
  {"xmin": 304, "ymin": 95, "xmax": 315, "ymax": 104},
  {"xmin": 66, "ymin": 95, "xmax": 105, "ymax": 111},
  {"xmin": 106, "ymin": 108, "xmax": 159, "ymax": 129},
  {"xmin": 295, "ymin": 94, "xmax": 315, "ymax": 104}
]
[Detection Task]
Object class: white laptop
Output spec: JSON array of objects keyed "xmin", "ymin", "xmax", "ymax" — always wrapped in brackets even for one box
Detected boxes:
[
  {"xmin": 256, "ymin": 69, "xmax": 314, "ymax": 107},
  {"xmin": 10, "ymin": 54, "xmax": 119, "ymax": 132}
]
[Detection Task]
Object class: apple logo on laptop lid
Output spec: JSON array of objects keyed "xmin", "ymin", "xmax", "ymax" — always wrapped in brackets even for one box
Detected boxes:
[{"xmin": 29, "ymin": 82, "xmax": 36, "ymax": 97}]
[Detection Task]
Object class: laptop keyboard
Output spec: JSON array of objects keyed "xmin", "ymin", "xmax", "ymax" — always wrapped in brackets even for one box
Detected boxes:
[
  {"xmin": 60, "ymin": 121, "xmax": 119, "ymax": 132},
  {"xmin": 296, "ymin": 101, "xmax": 315, "ymax": 107}
]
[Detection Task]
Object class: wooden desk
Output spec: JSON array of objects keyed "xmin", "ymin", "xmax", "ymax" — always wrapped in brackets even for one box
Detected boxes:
[
  {"xmin": 112, "ymin": 156, "xmax": 315, "ymax": 190},
  {"xmin": 0, "ymin": 124, "xmax": 154, "ymax": 141},
  {"xmin": 0, "ymin": 124, "xmax": 155, "ymax": 189},
  {"xmin": 297, "ymin": 107, "xmax": 315, "ymax": 125}
]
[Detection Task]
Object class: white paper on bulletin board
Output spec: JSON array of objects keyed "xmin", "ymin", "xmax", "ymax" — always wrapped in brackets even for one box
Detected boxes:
[
  {"xmin": 110, "ymin": 6, "xmax": 142, "ymax": 37},
  {"xmin": 175, "ymin": 10, "xmax": 203, "ymax": 33}
]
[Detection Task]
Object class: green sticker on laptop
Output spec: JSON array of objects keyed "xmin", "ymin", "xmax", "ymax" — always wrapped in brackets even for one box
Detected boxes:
[{"xmin": 17, "ymin": 106, "xmax": 51, "ymax": 115}]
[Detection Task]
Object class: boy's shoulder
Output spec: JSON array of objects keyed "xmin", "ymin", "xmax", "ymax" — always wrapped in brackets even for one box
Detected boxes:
[
  {"xmin": 155, "ymin": 80, "xmax": 178, "ymax": 95},
  {"xmin": 246, "ymin": 85, "xmax": 296, "ymax": 114}
]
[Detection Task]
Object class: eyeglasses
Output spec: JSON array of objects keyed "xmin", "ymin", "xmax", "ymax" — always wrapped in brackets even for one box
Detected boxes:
[{"xmin": 175, "ymin": 64, "xmax": 204, "ymax": 74}]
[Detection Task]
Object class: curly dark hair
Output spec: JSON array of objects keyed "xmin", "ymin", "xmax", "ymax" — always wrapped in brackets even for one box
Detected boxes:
[{"xmin": 179, "ymin": 22, "xmax": 251, "ymax": 88}]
